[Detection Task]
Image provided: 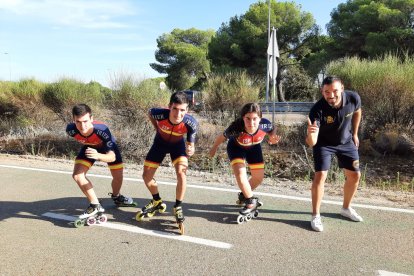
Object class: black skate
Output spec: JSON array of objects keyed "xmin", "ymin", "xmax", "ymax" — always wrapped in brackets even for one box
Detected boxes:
[
  {"xmin": 74, "ymin": 203, "xmax": 107, "ymax": 228},
  {"xmin": 174, "ymin": 206, "xmax": 185, "ymax": 235},
  {"xmin": 109, "ymin": 193, "xmax": 137, "ymax": 207},
  {"xmin": 135, "ymin": 199, "xmax": 167, "ymax": 221},
  {"xmin": 236, "ymin": 192, "xmax": 247, "ymax": 206},
  {"xmin": 237, "ymin": 197, "xmax": 262, "ymax": 224}
]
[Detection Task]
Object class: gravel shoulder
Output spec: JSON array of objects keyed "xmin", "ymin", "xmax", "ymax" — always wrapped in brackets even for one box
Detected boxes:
[{"xmin": 1, "ymin": 153, "xmax": 413, "ymax": 209}]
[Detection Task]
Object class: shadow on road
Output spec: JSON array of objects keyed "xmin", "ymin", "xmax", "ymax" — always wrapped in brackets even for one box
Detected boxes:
[{"xmin": 0, "ymin": 196, "xmax": 345, "ymax": 232}]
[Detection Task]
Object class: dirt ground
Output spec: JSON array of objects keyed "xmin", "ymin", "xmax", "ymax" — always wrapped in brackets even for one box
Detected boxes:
[{"xmin": 1, "ymin": 153, "xmax": 413, "ymax": 209}]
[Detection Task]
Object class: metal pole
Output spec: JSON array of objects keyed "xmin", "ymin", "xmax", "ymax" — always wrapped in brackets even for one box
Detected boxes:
[
  {"xmin": 271, "ymin": 28, "xmax": 276, "ymax": 125},
  {"xmin": 265, "ymin": 0, "xmax": 271, "ymax": 102}
]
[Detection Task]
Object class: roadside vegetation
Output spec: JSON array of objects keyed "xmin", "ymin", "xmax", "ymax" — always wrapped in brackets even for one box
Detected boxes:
[
  {"xmin": 1, "ymin": 54, "xmax": 414, "ymax": 195},
  {"xmin": 1, "ymin": 0, "xmax": 414, "ymax": 198}
]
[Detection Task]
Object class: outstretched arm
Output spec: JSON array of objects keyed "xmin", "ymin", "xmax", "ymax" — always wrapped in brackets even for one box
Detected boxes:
[{"xmin": 209, "ymin": 134, "xmax": 227, "ymax": 157}]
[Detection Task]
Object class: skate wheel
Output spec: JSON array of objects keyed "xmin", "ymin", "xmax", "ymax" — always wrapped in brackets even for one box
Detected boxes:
[
  {"xmin": 178, "ymin": 222, "xmax": 185, "ymax": 235},
  {"xmin": 86, "ymin": 217, "xmax": 96, "ymax": 226},
  {"xmin": 147, "ymin": 212, "xmax": 154, "ymax": 218},
  {"xmin": 98, "ymin": 214, "xmax": 107, "ymax": 224},
  {"xmin": 237, "ymin": 214, "xmax": 244, "ymax": 224},
  {"xmin": 159, "ymin": 203, "xmax": 167, "ymax": 213},
  {"xmin": 245, "ymin": 213, "xmax": 252, "ymax": 221},
  {"xmin": 253, "ymin": 210, "xmax": 259, "ymax": 218},
  {"xmin": 74, "ymin": 219, "xmax": 85, "ymax": 228},
  {"xmin": 135, "ymin": 212, "xmax": 144, "ymax": 221}
]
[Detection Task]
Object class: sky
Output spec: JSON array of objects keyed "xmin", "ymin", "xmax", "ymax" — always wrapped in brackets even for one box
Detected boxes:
[{"xmin": 0, "ymin": 0, "xmax": 345, "ymax": 88}]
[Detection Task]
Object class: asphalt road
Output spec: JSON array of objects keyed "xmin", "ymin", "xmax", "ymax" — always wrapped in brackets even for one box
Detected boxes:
[{"xmin": 0, "ymin": 163, "xmax": 413, "ymax": 276}]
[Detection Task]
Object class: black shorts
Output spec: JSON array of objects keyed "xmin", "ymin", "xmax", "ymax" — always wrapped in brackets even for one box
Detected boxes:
[
  {"xmin": 144, "ymin": 138, "xmax": 187, "ymax": 169},
  {"xmin": 313, "ymin": 141, "xmax": 360, "ymax": 172},
  {"xmin": 226, "ymin": 138, "xmax": 264, "ymax": 170},
  {"xmin": 75, "ymin": 144, "xmax": 123, "ymax": 170}
]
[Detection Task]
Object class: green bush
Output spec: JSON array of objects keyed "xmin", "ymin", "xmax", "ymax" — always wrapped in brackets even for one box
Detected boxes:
[
  {"xmin": 109, "ymin": 74, "xmax": 170, "ymax": 121},
  {"xmin": 202, "ymin": 70, "xmax": 262, "ymax": 114},
  {"xmin": 326, "ymin": 54, "xmax": 414, "ymax": 138},
  {"xmin": 43, "ymin": 79, "xmax": 105, "ymax": 122}
]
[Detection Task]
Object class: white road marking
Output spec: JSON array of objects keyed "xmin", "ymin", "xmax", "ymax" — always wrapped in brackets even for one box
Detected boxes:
[
  {"xmin": 376, "ymin": 270, "xmax": 412, "ymax": 276},
  {"xmin": 42, "ymin": 212, "xmax": 232, "ymax": 249},
  {"xmin": 2, "ymin": 164, "xmax": 414, "ymax": 215}
]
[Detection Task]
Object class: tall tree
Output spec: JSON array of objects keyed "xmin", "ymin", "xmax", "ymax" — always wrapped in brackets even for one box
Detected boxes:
[
  {"xmin": 208, "ymin": 0, "xmax": 318, "ymax": 101},
  {"xmin": 327, "ymin": 0, "xmax": 414, "ymax": 59},
  {"xmin": 150, "ymin": 28, "xmax": 215, "ymax": 91}
]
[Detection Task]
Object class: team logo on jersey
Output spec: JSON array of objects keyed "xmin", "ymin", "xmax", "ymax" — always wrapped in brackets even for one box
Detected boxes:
[
  {"xmin": 326, "ymin": 116, "xmax": 334, "ymax": 124},
  {"xmin": 106, "ymin": 141, "xmax": 113, "ymax": 148}
]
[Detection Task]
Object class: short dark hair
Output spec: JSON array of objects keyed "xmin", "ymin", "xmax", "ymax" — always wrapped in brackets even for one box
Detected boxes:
[
  {"xmin": 72, "ymin": 104, "xmax": 92, "ymax": 117},
  {"xmin": 322, "ymin": 76, "xmax": 343, "ymax": 86},
  {"xmin": 169, "ymin": 91, "xmax": 189, "ymax": 105}
]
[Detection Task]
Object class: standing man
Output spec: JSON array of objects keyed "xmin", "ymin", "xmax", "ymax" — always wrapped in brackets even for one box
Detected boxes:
[
  {"xmin": 137, "ymin": 91, "xmax": 197, "ymax": 234},
  {"xmin": 306, "ymin": 76, "xmax": 363, "ymax": 232},
  {"xmin": 67, "ymin": 104, "xmax": 134, "ymax": 219}
]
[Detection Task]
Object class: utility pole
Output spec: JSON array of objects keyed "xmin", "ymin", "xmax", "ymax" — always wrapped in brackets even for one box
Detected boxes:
[{"xmin": 265, "ymin": 0, "xmax": 271, "ymax": 102}]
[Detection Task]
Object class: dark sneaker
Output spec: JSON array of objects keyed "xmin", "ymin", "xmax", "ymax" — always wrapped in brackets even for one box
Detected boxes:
[{"xmin": 110, "ymin": 193, "xmax": 133, "ymax": 205}]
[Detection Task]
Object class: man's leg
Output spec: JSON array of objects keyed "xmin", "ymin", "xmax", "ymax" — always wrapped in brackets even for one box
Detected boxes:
[
  {"xmin": 72, "ymin": 163, "xmax": 99, "ymax": 204},
  {"xmin": 142, "ymin": 166, "xmax": 158, "ymax": 195},
  {"xmin": 311, "ymin": 171, "xmax": 328, "ymax": 216},
  {"xmin": 342, "ymin": 169, "xmax": 361, "ymax": 209},
  {"xmin": 174, "ymin": 162, "xmax": 188, "ymax": 201},
  {"xmin": 110, "ymin": 168, "xmax": 123, "ymax": 196}
]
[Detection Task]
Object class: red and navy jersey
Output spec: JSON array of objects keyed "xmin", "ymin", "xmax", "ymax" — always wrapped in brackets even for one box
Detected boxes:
[
  {"xmin": 149, "ymin": 108, "xmax": 197, "ymax": 144},
  {"xmin": 224, "ymin": 118, "xmax": 273, "ymax": 148},
  {"xmin": 66, "ymin": 121, "xmax": 117, "ymax": 152}
]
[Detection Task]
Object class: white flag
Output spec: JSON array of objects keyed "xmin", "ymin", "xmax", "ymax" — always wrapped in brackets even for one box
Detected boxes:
[
  {"xmin": 267, "ymin": 29, "xmax": 279, "ymax": 82},
  {"xmin": 267, "ymin": 29, "xmax": 280, "ymax": 57}
]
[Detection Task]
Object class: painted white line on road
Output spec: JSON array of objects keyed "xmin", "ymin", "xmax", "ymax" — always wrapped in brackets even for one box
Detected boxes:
[
  {"xmin": 2, "ymin": 164, "xmax": 414, "ymax": 215},
  {"xmin": 42, "ymin": 212, "xmax": 232, "ymax": 249},
  {"xmin": 376, "ymin": 270, "xmax": 412, "ymax": 276}
]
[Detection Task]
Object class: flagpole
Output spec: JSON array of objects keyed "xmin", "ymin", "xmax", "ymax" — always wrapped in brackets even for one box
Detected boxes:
[
  {"xmin": 271, "ymin": 27, "xmax": 276, "ymax": 125},
  {"xmin": 265, "ymin": 0, "xmax": 271, "ymax": 102}
]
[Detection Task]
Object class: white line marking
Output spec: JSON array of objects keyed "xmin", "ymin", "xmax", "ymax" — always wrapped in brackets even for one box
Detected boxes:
[
  {"xmin": 376, "ymin": 270, "xmax": 412, "ymax": 276},
  {"xmin": 2, "ymin": 164, "xmax": 414, "ymax": 215},
  {"xmin": 42, "ymin": 212, "xmax": 232, "ymax": 249}
]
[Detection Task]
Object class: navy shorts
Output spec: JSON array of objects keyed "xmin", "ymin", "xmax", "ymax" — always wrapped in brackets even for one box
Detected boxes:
[
  {"xmin": 226, "ymin": 138, "xmax": 264, "ymax": 170},
  {"xmin": 75, "ymin": 144, "xmax": 123, "ymax": 170},
  {"xmin": 313, "ymin": 141, "xmax": 360, "ymax": 172},
  {"xmin": 144, "ymin": 137, "xmax": 187, "ymax": 169}
]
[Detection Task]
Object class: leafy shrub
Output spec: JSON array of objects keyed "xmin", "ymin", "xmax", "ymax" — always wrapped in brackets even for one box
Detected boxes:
[
  {"xmin": 43, "ymin": 79, "xmax": 105, "ymax": 122},
  {"xmin": 202, "ymin": 70, "xmax": 262, "ymax": 113},
  {"xmin": 326, "ymin": 54, "xmax": 414, "ymax": 139},
  {"xmin": 109, "ymin": 73, "xmax": 170, "ymax": 123}
]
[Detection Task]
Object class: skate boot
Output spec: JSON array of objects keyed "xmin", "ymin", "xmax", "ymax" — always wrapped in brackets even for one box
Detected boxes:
[
  {"xmin": 74, "ymin": 203, "xmax": 107, "ymax": 228},
  {"xmin": 109, "ymin": 193, "xmax": 137, "ymax": 207},
  {"xmin": 237, "ymin": 197, "xmax": 261, "ymax": 224},
  {"xmin": 135, "ymin": 199, "xmax": 167, "ymax": 221},
  {"xmin": 173, "ymin": 206, "xmax": 185, "ymax": 235},
  {"xmin": 236, "ymin": 192, "xmax": 247, "ymax": 206}
]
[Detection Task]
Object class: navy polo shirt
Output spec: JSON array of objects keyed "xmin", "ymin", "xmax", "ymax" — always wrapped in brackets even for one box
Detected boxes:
[{"xmin": 309, "ymin": 90, "xmax": 361, "ymax": 146}]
